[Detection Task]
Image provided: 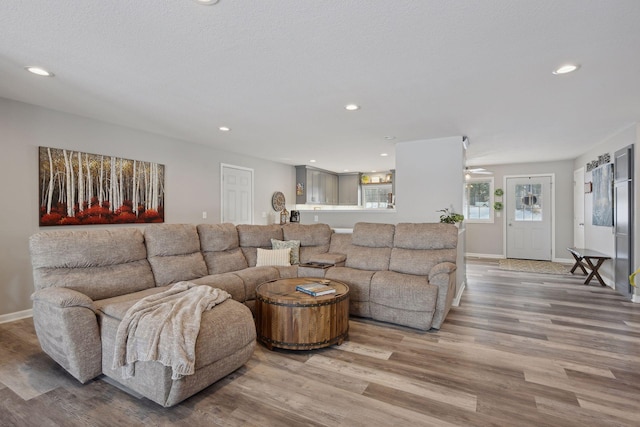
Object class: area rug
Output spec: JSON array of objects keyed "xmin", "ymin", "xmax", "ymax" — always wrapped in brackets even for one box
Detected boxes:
[{"xmin": 498, "ymin": 259, "xmax": 571, "ymax": 275}]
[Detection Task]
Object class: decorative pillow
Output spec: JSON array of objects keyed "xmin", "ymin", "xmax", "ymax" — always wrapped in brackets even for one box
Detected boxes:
[
  {"xmin": 271, "ymin": 239, "xmax": 301, "ymax": 265},
  {"xmin": 256, "ymin": 248, "xmax": 291, "ymax": 267}
]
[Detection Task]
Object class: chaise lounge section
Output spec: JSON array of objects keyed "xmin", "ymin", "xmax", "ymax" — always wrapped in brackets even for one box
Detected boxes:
[{"xmin": 29, "ymin": 227, "xmax": 256, "ymax": 407}]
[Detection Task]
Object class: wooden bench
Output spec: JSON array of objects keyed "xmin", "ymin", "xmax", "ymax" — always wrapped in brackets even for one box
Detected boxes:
[{"xmin": 567, "ymin": 247, "xmax": 611, "ymax": 286}]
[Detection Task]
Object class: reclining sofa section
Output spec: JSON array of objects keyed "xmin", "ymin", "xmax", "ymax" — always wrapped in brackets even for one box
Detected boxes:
[{"xmin": 28, "ymin": 221, "xmax": 457, "ymax": 406}]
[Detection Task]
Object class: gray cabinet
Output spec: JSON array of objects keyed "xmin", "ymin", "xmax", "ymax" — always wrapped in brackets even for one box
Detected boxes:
[
  {"xmin": 338, "ymin": 174, "xmax": 360, "ymax": 205},
  {"xmin": 295, "ymin": 166, "xmax": 339, "ymax": 205}
]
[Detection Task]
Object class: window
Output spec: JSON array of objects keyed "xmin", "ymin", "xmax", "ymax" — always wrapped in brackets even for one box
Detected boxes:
[
  {"xmin": 514, "ymin": 183, "xmax": 542, "ymax": 221},
  {"xmin": 464, "ymin": 177, "xmax": 494, "ymax": 223},
  {"xmin": 362, "ymin": 183, "xmax": 392, "ymax": 208}
]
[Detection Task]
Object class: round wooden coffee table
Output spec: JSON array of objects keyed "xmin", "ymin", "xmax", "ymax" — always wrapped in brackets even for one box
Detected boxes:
[{"xmin": 255, "ymin": 278, "xmax": 349, "ymax": 350}]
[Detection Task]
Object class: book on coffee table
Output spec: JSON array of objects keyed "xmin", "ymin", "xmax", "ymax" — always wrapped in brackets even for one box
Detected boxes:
[{"xmin": 295, "ymin": 282, "xmax": 336, "ymax": 296}]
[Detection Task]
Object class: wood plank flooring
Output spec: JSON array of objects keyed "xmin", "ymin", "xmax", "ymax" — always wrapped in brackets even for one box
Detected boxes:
[{"xmin": 1, "ymin": 258, "xmax": 639, "ymax": 426}]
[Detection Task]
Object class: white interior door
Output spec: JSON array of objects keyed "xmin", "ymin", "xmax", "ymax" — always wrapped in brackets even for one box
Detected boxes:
[
  {"xmin": 506, "ymin": 176, "xmax": 552, "ymax": 260},
  {"xmin": 221, "ymin": 164, "xmax": 253, "ymax": 224},
  {"xmin": 574, "ymin": 168, "xmax": 585, "ymax": 248}
]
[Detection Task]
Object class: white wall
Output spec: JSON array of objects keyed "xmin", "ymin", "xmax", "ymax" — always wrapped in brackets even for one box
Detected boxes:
[
  {"xmin": 300, "ymin": 137, "xmax": 465, "ymax": 228},
  {"xmin": 573, "ymin": 123, "xmax": 639, "ymax": 295},
  {"xmin": 0, "ymin": 97, "xmax": 295, "ymax": 317},
  {"xmin": 465, "ymin": 160, "xmax": 574, "ymax": 261}
]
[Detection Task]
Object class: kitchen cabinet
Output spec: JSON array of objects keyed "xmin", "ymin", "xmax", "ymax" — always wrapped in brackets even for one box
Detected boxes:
[
  {"xmin": 338, "ymin": 174, "xmax": 360, "ymax": 205},
  {"xmin": 296, "ymin": 166, "xmax": 339, "ymax": 205}
]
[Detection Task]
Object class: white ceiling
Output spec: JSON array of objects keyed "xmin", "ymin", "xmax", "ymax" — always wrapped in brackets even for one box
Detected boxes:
[{"xmin": 2, "ymin": 1, "xmax": 640, "ymax": 173}]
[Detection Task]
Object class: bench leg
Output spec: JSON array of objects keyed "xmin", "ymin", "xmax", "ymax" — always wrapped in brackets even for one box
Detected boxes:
[
  {"xmin": 584, "ymin": 258, "xmax": 607, "ymax": 286},
  {"xmin": 569, "ymin": 253, "xmax": 588, "ymax": 275}
]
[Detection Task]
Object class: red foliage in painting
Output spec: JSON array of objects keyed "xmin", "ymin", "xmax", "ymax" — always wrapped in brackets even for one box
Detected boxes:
[
  {"xmin": 115, "ymin": 204, "xmax": 132, "ymax": 215},
  {"xmin": 40, "ymin": 213, "xmax": 63, "ymax": 225},
  {"xmin": 82, "ymin": 216, "xmax": 110, "ymax": 225},
  {"xmin": 60, "ymin": 216, "xmax": 81, "ymax": 225},
  {"xmin": 114, "ymin": 212, "xmax": 137, "ymax": 223},
  {"xmin": 141, "ymin": 209, "xmax": 160, "ymax": 221},
  {"xmin": 101, "ymin": 200, "xmax": 110, "ymax": 209}
]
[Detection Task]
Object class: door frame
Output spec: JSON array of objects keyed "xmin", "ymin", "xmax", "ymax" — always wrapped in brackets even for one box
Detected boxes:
[
  {"xmin": 574, "ymin": 167, "xmax": 585, "ymax": 248},
  {"xmin": 220, "ymin": 163, "xmax": 254, "ymax": 224},
  {"xmin": 502, "ymin": 173, "xmax": 556, "ymax": 260}
]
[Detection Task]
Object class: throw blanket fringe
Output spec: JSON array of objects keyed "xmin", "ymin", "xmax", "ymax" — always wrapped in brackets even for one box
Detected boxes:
[{"xmin": 112, "ymin": 282, "xmax": 231, "ymax": 380}]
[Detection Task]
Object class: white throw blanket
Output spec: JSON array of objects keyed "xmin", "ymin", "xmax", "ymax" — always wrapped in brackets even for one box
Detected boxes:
[{"xmin": 112, "ymin": 281, "xmax": 231, "ymax": 380}]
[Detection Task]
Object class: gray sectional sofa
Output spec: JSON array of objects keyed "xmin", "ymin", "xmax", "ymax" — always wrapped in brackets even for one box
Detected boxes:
[{"xmin": 28, "ymin": 221, "xmax": 457, "ymax": 406}]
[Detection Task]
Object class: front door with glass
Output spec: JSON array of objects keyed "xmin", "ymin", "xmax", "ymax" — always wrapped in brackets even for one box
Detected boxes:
[{"xmin": 506, "ymin": 176, "xmax": 552, "ymax": 260}]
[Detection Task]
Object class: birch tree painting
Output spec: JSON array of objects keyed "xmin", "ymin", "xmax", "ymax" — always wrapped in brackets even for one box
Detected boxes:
[{"xmin": 39, "ymin": 147, "xmax": 165, "ymax": 226}]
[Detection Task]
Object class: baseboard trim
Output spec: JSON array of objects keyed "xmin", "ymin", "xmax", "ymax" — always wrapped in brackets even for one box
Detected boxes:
[
  {"xmin": 452, "ymin": 281, "xmax": 466, "ymax": 307},
  {"xmin": 0, "ymin": 309, "xmax": 33, "ymax": 324},
  {"xmin": 465, "ymin": 253, "xmax": 504, "ymax": 259},
  {"xmin": 553, "ymin": 257, "xmax": 573, "ymax": 264}
]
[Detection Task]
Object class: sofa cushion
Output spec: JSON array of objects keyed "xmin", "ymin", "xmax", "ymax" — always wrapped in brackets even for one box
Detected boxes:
[
  {"xmin": 29, "ymin": 228, "xmax": 155, "ymax": 300},
  {"xmin": 325, "ymin": 266, "xmax": 374, "ymax": 302},
  {"xmin": 237, "ymin": 224, "xmax": 283, "ymax": 247},
  {"xmin": 282, "ymin": 223, "xmax": 332, "ymax": 246},
  {"xmin": 237, "ymin": 224, "xmax": 284, "ymax": 267},
  {"xmin": 389, "ymin": 248, "xmax": 457, "ymax": 276},
  {"xmin": 145, "ymin": 224, "xmax": 202, "ymax": 256},
  {"xmin": 232, "ymin": 266, "xmax": 280, "ymax": 300},
  {"xmin": 393, "ymin": 223, "xmax": 458, "ymax": 249},
  {"xmin": 197, "ymin": 223, "xmax": 240, "ymax": 252},
  {"xmin": 201, "ymin": 248, "xmax": 249, "ymax": 275},
  {"xmin": 370, "ymin": 271, "xmax": 438, "ymax": 330},
  {"xmin": 190, "ymin": 273, "xmax": 246, "ymax": 302},
  {"xmin": 271, "ymin": 239, "xmax": 300, "ymax": 265},
  {"xmin": 145, "ymin": 224, "xmax": 208, "ymax": 286},
  {"xmin": 328, "ymin": 233, "xmax": 353, "ymax": 254},
  {"xmin": 369, "ymin": 271, "xmax": 435, "ymax": 311},
  {"xmin": 345, "ymin": 246, "xmax": 391, "ymax": 271},
  {"xmin": 351, "ymin": 222, "xmax": 395, "ymax": 248}
]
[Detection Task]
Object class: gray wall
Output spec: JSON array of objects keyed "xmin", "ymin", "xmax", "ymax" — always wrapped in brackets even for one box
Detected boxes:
[
  {"xmin": 0, "ymin": 97, "xmax": 295, "ymax": 318},
  {"xmin": 465, "ymin": 159, "xmax": 575, "ymax": 261}
]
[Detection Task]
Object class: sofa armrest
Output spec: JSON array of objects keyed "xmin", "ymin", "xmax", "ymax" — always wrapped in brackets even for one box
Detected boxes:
[
  {"xmin": 31, "ymin": 288, "xmax": 102, "ymax": 383},
  {"xmin": 427, "ymin": 262, "xmax": 457, "ymax": 329},
  {"xmin": 31, "ymin": 287, "xmax": 96, "ymax": 310},
  {"xmin": 308, "ymin": 252, "xmax": 347, "ymax": 267}
]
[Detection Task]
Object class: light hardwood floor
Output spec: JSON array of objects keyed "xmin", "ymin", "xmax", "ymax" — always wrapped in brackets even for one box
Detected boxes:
[{"xmin": 1, "ymin": 258, "xmax": 639, "ymax": 426}]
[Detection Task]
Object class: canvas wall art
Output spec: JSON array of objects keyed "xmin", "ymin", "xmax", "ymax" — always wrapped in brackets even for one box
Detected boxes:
[
  {"xmin": 39, "ymin": 147, "xmax": 164, "ymax": 226},
  {"xmin": 591, "ymin": 163, "xmax": 613, "ymax": 227}
]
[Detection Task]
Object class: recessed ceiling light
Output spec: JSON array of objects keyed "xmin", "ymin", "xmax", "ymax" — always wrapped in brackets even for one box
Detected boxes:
[
  {"xmin": 344, "ymin": 169, "xmax": 350, "ymax": 172},
  {"xmin": 25, "ymin": 66, "xmax": 54, "ymax": 77},
  {"xmin": 384, "ymin": 136, "xmax": 396, "ymax": 140},
  {"xmin": 309, "ymin": 159, "xmax": 316, "ymax": 163},
  {"xmin": 380, "ymin": 153, "xmax": 388, "ymax": 157},
  {"xmin": 219, "ymin": 126, "xmax": 230, "ymax": 132},
  {"xmin": 194, "ymin": 0, "xmax": 220, "ymax": 5},
  {"xmin": 552, "ymin": 64, "xmax": 580, "ymax": 75},
  {"xmin": 344, "ymin": 104, "xmax": 360, "ymax": 111}
]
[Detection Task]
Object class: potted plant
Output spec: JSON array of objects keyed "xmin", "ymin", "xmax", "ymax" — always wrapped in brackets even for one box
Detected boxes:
[{"xmin": 438, "ymin": 208, "xmax": 464, "ymax": 224}]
